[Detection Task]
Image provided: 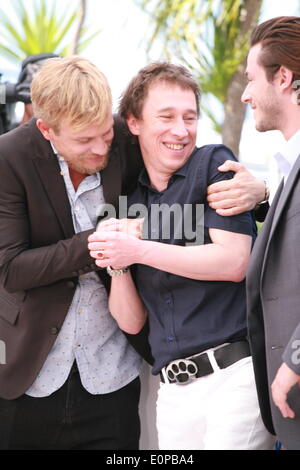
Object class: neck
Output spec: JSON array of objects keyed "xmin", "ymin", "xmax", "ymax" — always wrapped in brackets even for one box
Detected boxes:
[
  {"xmin": 146, "ymin": 167, "xmax": 171, "ymax": 192},
  {"xmin": 280, "ymin": 102, "xmax": 300, "ymax": 140},
  {"xmin": 68, "ymin": 167, "xmax": 87, "ymax": 191}
]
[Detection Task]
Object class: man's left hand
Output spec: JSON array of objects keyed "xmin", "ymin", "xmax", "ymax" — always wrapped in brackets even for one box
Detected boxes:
[
  {"xmin": 271, "ymin": 363, "xmax": 300, "ymax": 418},
  {"xmin": 207, "ymin": 160, "xmax": 266, "ymax": 216},
  {"xmin": 96, "ymin": 217, "xmax": 144, "ymax": 239}
]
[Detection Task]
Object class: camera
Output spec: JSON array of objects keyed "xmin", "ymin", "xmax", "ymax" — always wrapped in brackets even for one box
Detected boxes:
[{"xmin": 0, "ymin": 53, "xmax": 59, "ymax": 135}]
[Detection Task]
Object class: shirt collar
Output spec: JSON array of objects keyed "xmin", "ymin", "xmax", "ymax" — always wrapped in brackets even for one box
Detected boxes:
[
  {"xmin": 50, "ymin": 141, "xmax": 58, "ymax": 155},
  {"xmin": 274, "ymin": 129, "xmax": 300, "ymax": 181}
]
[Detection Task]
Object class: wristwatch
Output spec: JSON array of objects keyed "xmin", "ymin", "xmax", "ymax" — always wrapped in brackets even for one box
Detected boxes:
[
  {"xmin": 255, "ymin": 181, "xmax": 270, "ymax": 209},
  {"xmin": 258, "ymin": 181, "xmax": 270, "ymax": 205},
  {"xmin": 106, "ymin": 266, "xmax": 129, "ymax": 277}
]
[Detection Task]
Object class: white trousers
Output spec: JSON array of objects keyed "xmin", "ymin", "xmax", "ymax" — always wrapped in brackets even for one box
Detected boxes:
[{"xmin": 156, "ymin": 356, "xmax": 275, "ymax": 450}]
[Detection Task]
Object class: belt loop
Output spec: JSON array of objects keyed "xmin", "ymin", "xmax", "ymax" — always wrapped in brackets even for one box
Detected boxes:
[{"xmin": 161, "ymin": 367, "xmax": 170, "ymax": 384}]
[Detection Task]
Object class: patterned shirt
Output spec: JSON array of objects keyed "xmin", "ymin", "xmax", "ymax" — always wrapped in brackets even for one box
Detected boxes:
[{"xmin": 26, "ymin": 152, "xmax": 142, "ymax": 397}]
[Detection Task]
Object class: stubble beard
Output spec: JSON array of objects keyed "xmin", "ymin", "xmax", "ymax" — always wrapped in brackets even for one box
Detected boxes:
[
  {"xmin": 255, "ymin": 90, "xmax": 281, "ymax": 133},
  {"xmin": 66, "ymin": 153, "xmax": 109, "ymax": 175}
]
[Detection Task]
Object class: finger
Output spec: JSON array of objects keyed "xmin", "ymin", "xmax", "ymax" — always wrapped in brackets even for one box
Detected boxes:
[
  {"xmin": 207, "ymin": 180, "xmax": 233, "ymax": 195},
  {"xmin": 88, "ymin": 231, "xmax": 109, "ymax": 242},
  {"xmin": 215, "ymin": 207, "xmax": 244, "ymax": 217},
  {"xmin": 98, "ymin": 217, "xmax": 118, "ymax": 225},
  {"xmin": 98, "ymin": 221, "xmax": 122, "ymax": 231},
  {"xmin": 276, "ymin": 401, "xmax": 295, "ymax": 419},
  {"xmin": 272, "ymin": 387, "xmax": 296, "ymax": 419},
  {"xmin": 217, "ymin": 160, "xmax": 245, "ymax": 173},
  {"xmin": 88, "ymin": 241, "xmax": 109, "ymax": 251},
  {"xmin": 104, "ymin": 223, "xmax": 122, "ymax": 232},
  {"xmin": 90, "ymin": 250, "xmax": 104, "ymax": 260},
  {"xmin": 100, "ymin": 220, "xmax": 120, "ymax": 227},
  {"xmin": 207, "ymin": 192, "xmax": 240, "ymax": 204},
  {"xmin": 95, "ymin": 258, "xmax": 111, "ymax": 268}
]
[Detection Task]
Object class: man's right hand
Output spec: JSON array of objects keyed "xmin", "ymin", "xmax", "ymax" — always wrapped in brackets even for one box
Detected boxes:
[{"xmin": 207, "ymin": 160, "xmax": 266, "ymax": 216}]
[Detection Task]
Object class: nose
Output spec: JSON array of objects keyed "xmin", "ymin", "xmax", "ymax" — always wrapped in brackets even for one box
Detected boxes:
[
  {"xmin": 171, "ymin": 118, "xmax": 189, "ymax": 138},
  {"xmin": 241, "ymin": 84, "xmax": 251, "ymax": 104},
  {"xmin": 91, "ymin": 137, "xmax": 109, "ymax": 155}
]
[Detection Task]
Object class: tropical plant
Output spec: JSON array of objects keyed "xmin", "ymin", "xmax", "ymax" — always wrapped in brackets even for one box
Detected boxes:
[
  {"xmin": 0, "ymin": 0, "xmax": 100, "ymax": 63},
  {"xmin": 136, "ymin": 0, "xmax": 263, "ymax": 156},
  {"xmin": 69, "ymin": 0, "xmax": 87, "ymax": 55}
]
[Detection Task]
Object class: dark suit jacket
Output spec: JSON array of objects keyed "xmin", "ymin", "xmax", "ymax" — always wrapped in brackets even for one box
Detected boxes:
[
  {"xmin": 0, "ymin": 117, "xmax": 151, "ymax": 400},
  {"xmin": 247, "ymin": 155, "xmax": 300, "ymax": 449}
]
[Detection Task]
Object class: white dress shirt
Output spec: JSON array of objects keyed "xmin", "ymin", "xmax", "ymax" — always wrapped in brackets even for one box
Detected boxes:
[{"xmin": 273, "ymin": 129, "xmax": 300, "ymax": 184}]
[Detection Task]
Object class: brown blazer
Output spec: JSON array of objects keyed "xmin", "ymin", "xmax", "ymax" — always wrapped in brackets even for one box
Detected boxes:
[{"xmin": 0, "ymin": 117, "xmax": 148, "ymax": 399}]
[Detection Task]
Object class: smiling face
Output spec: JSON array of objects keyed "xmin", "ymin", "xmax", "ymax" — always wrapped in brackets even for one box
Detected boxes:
[
  {"xmin": 241, "ymin": 43, "xmax": 282, "ymax": 133},
  {"xmin": 127, "ymin": 82, "xmax": 198, "ymax": 183},
  {"xmin": 37, "ymin": 117, "xmax": 114, "ymax": 175}
]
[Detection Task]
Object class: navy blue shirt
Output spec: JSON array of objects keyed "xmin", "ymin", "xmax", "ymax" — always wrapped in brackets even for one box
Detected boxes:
[{"xmin": 129, "ymin": 145, "xmax": 257, "ymax": 374}]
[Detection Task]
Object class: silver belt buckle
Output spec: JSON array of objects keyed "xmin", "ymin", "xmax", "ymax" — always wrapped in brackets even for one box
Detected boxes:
[{"xmin": 165, "ymin": 358, "xmax": 198, "ymax": 384}]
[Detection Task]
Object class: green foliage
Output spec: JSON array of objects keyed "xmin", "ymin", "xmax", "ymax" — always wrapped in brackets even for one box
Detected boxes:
[
  {"xmin": 136, "ymin": 0, "xmax": 254, "ymax": 132},
  {"xmin": 0, "ymin": 0, "xmax": 100, "ymax": 63}
]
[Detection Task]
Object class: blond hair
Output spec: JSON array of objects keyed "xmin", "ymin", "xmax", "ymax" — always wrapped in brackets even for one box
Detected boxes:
[{"xmin": 31, "ymin": 56, "xmax": 112, "ymax": 132}]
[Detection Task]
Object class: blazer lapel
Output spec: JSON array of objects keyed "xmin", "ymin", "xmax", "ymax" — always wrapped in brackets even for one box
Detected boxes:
[
  {"xmin": 261, "ymin": 153, "xmax": 300, "ymax": 279},
  {"xmin": 101, "ymin": 148, "xmax": 121, "ymax": 209},
  {"xmin": 247, "ymin": 179, "xmax": 284, "ymax": 295},
  {"xmin": 29, "ymin": 120, "xmax": 75, "ymax": 238},
  {"xmin": 268, "ymin": 154, "xmax": 300, "ymax": 242}
]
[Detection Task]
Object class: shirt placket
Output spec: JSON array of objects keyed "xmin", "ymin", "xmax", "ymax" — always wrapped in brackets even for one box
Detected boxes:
[{"xmin": 148, "ymin": 191, "xmax": 179, "ymax": 357}]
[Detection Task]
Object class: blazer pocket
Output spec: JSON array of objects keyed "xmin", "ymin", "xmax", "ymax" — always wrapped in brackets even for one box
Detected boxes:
[{"xmin": 0, "ymin": 295, "xmax": 21, "ymax": 325}]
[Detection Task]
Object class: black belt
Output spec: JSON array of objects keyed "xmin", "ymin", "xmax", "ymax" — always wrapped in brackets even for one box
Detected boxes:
[{"xmin": 160, "ymin": 341, "xmax": 250, "ymax": 385}]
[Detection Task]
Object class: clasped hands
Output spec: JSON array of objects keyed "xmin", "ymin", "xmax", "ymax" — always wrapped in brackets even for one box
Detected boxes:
[{"xmin": 88, "ymin": 218, "xmax": 144, "ymax": 269}]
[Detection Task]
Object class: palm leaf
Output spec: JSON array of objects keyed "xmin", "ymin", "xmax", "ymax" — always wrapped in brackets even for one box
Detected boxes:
[{"xmin": 0, "ymin": 0, "xmax": 100, "ymax": 65}]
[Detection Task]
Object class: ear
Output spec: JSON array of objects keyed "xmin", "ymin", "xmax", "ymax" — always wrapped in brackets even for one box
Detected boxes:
[
  {"xmin": 126, "ymin": 114, "xmax": 141, "ymax": 136},
  {"xmin": 36, "ymin": 119, "xmax": 53, "ymax": 141},
  {"xmin": 278, "ymin": 66, "xmax": 294, "ymax": 91}
]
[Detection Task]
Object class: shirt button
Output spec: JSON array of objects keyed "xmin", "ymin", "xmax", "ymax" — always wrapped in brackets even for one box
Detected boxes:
[
  {"xmin": 50, "ymin": 327, "xmax": 59, "ymax": 335},
  {"xmin": 66, "ymin": 281, "xmax": 76, "ymax": 289},
  {"xmin": 166, "ymin": 299, "xmax": 171, "ymax": 305},
  {"xmin": 167, "ymin": 336, "xmax": 174, "ymax": 342}
]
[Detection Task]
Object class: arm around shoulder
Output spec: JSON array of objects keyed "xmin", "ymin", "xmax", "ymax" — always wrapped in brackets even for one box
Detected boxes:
[{"xmin": 207, "ymin": 160, "xmax": 267, "ymax": 216}]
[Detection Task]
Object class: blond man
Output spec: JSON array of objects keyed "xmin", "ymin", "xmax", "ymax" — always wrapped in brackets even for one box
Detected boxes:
[{"xmin": 0, "ymin": 56, "xmax": 144, "ymax": 450}]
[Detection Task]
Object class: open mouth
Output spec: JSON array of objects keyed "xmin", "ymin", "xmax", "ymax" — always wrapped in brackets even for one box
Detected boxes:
[{"xmin": 164, "ymin": 143, "xmax": 186, "ymax": 150}]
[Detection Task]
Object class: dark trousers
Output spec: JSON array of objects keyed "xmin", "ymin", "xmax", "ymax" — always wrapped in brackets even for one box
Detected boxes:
[{"xmin": 0, "ymin": 364, "xmax": 140, "ymax": 450}]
